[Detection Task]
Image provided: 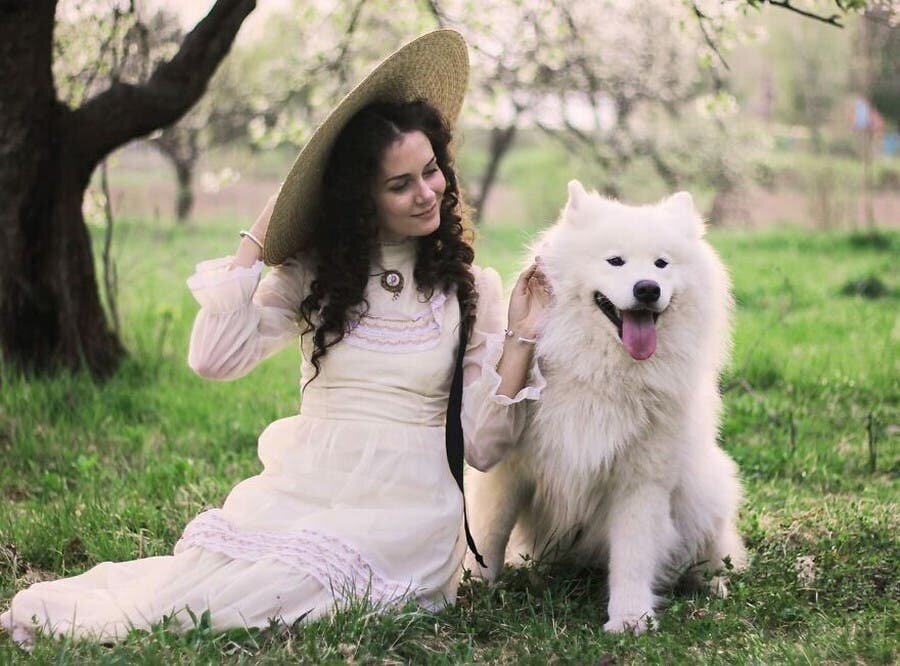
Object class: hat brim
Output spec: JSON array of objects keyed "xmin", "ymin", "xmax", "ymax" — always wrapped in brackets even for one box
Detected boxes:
[{"xmin": 263, "ymin": 29, "xmax": 469, "ymax": 265}]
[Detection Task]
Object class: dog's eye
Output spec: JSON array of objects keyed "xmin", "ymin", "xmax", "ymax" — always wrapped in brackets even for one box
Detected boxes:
[
  {"xmin": 607, "ymin": 257, "xmax": 625, "ymax": 267},
  {"xmin": 655, "ymin": 258, "xmax": 669, "ymax": 269}
]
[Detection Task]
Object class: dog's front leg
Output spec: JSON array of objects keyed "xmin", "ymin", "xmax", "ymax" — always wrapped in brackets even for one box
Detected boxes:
[
  {"xmin": 603, "ymin": 483, "xmax": 676, "ymax": 634},
  {"xmin": 464, "ymin": 459, "xmax": 528, "ymax": 582}
]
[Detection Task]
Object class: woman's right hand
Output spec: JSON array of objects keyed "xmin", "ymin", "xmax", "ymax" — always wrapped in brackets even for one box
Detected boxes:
[{"xmin": 507, "ymin": 259, "xmax": 553, "ymax": 340}]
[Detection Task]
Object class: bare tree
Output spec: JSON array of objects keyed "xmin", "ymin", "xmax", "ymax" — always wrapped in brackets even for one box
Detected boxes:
[
  {"xmin": 425, "ymin": 0, "xmax": 575, "ymax": 222},
  {"xmin": 428, "ymin": 0, "xmax": 871, "ymax": 220},
  {"xmin": 433, "ymin": 0, "xmax": 718, "ymax": 210},
  {"xmin": 151, "ymin": 124, "xmax": 201, "ymax": 222},
  {"xmin": 133, "ymin": 11, "xmax": 201, "ymax": 223},
  {"xmin": 0, "ymin": 0, "xmax": 255, "ymax": 378}
]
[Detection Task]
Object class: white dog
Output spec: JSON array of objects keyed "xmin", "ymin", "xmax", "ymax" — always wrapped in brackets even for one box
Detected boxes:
[{"xmin": 466, "ymin": 180, "xmax": 746, "ymax": 633}]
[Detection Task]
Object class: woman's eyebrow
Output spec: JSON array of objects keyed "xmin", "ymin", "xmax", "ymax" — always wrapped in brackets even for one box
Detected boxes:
[{"xmin": 384, "ymin": 156, "xmax": 437, "ymax": 184}]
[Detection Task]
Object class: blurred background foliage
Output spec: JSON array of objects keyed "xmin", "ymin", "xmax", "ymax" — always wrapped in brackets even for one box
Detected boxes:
[{"xmin": 55, "ymin": 0, "xmax": 898, "ymax": 231}]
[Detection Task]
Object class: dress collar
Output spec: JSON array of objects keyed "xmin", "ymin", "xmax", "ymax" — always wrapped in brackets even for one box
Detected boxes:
[{"xmin": 377, "ymin": 238, "xmax": 417, "ymax": 269}]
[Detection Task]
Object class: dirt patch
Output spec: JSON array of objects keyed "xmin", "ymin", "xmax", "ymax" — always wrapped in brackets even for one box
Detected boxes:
[{"xmin": 714, "ymin": 182, "xmax": 899, "ymax": 230}]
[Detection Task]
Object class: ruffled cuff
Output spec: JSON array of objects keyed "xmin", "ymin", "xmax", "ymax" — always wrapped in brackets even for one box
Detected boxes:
[
  {"xmin": 186, "ymin": 256, "xmax": 263, "ymax": 313},
  {"xmin": 479, "ymin": 332, "xmax": 547, "ymax": 405}
]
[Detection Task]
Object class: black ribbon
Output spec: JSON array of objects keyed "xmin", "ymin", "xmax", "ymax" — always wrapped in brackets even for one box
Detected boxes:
[{"xmin": 445, "ymin": 307, "xmax": 486, "ymax": 568}]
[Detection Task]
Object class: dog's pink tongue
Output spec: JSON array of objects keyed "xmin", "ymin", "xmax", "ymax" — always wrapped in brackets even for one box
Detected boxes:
[{"xmin": 622, "ymin": 310, "xmax": 657, "ymax": 360}]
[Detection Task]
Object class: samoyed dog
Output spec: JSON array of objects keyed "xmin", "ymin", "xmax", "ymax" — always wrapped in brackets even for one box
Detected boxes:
[{"xmin": 466, "ymin": 180, "xmax": 746, "ymax": 633}]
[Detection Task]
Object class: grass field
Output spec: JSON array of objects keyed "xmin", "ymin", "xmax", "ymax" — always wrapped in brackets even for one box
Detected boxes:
[{"xmin": 1, "ymin": 217, "xmax": 897, "ymax": 663}]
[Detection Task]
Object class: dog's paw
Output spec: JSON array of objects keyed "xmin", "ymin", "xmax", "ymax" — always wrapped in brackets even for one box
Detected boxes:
[
  {"xmin": 708, "ymin": 575, "xmax": 729, "ymax": 598},
  {"xmin": 463, "ymin": 554, "xmax": 496, "ymax": 583},
  {"xmin": 603, "ymin": 610, "xmax": 656, "ymax": 634}
]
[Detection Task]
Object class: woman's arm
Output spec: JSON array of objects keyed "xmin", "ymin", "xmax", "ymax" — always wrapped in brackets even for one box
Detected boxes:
[
  {"xmin": 461, "ymin": 263, "xmax": 551, "ymax": 472},
  {"xmin": 187, "ymin": 194, "xmax": 307, "ymax": 380}
]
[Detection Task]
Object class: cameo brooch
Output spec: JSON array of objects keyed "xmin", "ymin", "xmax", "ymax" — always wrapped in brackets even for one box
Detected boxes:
[{"xmin": 380, "ymin": 270, "xmax": 404, "ymax": 300}]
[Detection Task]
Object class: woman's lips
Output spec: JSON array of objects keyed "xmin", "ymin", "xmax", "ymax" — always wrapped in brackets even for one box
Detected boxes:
[{"xmin": 412, "ymin": 202, "xmax": 437, "ymax": 218}]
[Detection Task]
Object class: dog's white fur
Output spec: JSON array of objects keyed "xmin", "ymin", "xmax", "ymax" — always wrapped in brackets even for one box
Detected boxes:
[{"xmin": 466, "ymin": 181, "xmax": 746, "ymax": 633}]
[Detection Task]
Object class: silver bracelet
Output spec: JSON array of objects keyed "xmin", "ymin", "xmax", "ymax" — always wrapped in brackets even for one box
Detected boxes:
[
  {"xmin": 504, "ymin": 328, "xmax": 537, "ymax": 345},
  {"xmin": 239, "ymin": 230, "xmax": 264, "ymax": 251}
]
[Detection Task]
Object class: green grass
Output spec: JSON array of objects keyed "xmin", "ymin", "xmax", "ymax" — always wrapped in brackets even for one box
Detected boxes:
[{"xmin": 1, "ymin": 221, "xmax": 898, "ymax": 663}]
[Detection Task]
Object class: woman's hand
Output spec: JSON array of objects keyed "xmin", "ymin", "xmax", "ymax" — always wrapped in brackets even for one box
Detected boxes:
[
  {"xmin": 494, "ymin": 259, "xmax": 553, "ymax": 399},
  {"xmin": 507, "ymin": 259, "xmax": 553, "ymax": 339}
]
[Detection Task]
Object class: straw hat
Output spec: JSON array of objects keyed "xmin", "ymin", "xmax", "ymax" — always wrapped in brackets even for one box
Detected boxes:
[{"xmin": 263, "ymin": 29, "xmax": 470, "ymax": 265}]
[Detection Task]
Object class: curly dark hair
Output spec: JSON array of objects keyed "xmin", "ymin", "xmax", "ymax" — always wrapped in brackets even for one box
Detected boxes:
[{"xmin": 297, "ymin": 100, "xmax": 476, "ymax": 383}]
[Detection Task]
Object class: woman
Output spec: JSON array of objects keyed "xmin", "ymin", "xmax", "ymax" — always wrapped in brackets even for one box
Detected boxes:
[{"xmin": 1, "ymin": 30, "xmax": 548, "ymax": 646}]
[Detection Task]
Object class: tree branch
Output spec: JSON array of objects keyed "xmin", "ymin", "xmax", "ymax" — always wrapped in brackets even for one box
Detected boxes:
[
  {"xmin": 421, "ymin": 0, "xmax": 448, "ymax": 28},
  {"xmin": 693, "ymin": 0, "xmax": 855, "ymax": 77},
  {"xmin": 692, "ymin": 3, "xmax": 730, "ymax": 73},
  {"xmin": 328, "ymin": 0, "xmax": 368, "ymax": 87},
  {"xmin": 73, "ymin": 0, "xmax": 255, "ymax": 170},
  {"xmin": 534, "ymin": 119, "xmax": 614, "ymax": 171},
  {"xmin": 763, "ymin": 0, "xmax": 844, "ymax": 27}
]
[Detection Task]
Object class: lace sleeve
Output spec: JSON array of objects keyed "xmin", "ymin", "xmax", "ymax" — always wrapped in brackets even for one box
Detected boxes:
[
  {"xmin": 187, "ymin": 256, "xmax": 308, "ymax": 380},
  {"xmin": 461, "ymin": 265, "xmax": 546, "ymax": 472}
]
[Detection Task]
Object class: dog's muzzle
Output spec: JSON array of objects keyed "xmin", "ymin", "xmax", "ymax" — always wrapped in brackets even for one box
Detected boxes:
[{"xmin": 593, "ymin": 289, "xmax": 661, "ymax": 361}]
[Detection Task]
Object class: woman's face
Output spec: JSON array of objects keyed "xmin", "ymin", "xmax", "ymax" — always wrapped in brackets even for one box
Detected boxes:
[{"xmin": 371, "ymin": 130, "xmax": 446, "ymax": 242}]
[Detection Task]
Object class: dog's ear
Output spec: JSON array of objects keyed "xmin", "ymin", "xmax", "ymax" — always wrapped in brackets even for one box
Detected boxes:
[
  {"xmin": 664, "ymin": 191, "xmax": 694, "ymax": 216},
  {"xmin": 663, "ymin": 191, "xmax": 705, "ymax": 238},
  {"xmin": 566, "ymin": 179, "xmax": 587, "ymax": 213}
]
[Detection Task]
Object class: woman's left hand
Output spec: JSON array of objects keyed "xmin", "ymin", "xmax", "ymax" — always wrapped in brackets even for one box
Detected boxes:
[{"xmin": 507, "ymin": 259, "xmax": 553, "ymax": 340}]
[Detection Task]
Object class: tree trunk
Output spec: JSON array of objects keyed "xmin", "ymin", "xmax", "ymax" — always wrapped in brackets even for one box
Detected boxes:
[
  {"xmin": 472, "ymin": 124, "xmax": 517, "ymax": 225},
  {"xmin": 151, "ymin": 126, "xmax": 200, "ymax": 223},
  {"xmin": 175, "ymin": 159, "xmax": 195, "ymax": 223},
  {"xmin": 0, "ymin": 0, "xmax": 124, "ymax": 377},
  {"xmin": 0, "ymin": 0, "xmax": 255, "ymax": 378}
]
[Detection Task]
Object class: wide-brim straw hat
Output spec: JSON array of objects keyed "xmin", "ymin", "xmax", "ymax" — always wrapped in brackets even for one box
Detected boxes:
[{"xmin": 263, "ymin": 29, "xmax": 470, "ymax": 265}]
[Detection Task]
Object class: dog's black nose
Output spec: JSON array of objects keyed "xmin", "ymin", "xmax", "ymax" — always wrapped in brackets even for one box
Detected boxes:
[{"xmin": 633, "ymin": 280, "xmax": 660, "ymax": 304}]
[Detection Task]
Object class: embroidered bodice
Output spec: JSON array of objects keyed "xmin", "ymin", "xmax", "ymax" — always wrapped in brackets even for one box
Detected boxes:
[
  {"xmin": 185, "ymin": 242, "xmax": 545, "ymax": 470},
  {"xmin": 344, "ymin": 240, "xmax": 445, "ymax": 354},
  {"xmin": 299, "ymin": 239, "xmax": 458, "ymax": 427}
]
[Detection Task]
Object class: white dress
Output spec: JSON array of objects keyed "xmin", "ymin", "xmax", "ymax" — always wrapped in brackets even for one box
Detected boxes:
[{"xmin": 1, "ymin": 240, "xmax": 543, "ymax": 646}]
